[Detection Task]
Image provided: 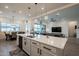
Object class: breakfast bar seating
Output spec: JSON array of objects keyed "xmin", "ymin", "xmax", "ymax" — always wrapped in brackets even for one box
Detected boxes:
[{"xmin": 5, "ymin": 32, "xmax": 17, "ymax": 40}]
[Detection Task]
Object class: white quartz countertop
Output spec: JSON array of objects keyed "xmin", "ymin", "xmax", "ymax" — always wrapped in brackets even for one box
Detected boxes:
[{"xmin": 17, "ymin": 34, "xmax": 68, "ymax": 49}]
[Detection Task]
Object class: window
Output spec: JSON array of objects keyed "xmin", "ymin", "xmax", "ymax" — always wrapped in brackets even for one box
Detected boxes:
[
  {"xmin": 11, "ymin": 24, "xmax": 20, "ymax": 32},
  {"xmin": 1, "ymin": 23, "xmax": 7, "ymax": 31},
  {"xmin": 0, "ymin": 23, "xmax": 20, "ymax": 32}
]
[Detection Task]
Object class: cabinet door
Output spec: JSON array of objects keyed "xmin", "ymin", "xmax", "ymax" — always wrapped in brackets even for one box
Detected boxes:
[
  {"xmin": 22, "ymin": 37, "xmax": 27, "ymax": 52},
  {"xmin": 25, "ymin": 38, "xmax": 31, "ymax": 55},
  {"xmin": 40, "ymin": 43, "xmax": 57, "ymax": 56},
  {"xmin": 31, "ymin": 46, "xmax": 40, "ymax": 56},
  {"xmin": 30, "ymin": 40, "xmax": 40, "ymax": 56},
  {"xmin": 40, "ymin": 50, "xmax": 54, "ymax": 56}
]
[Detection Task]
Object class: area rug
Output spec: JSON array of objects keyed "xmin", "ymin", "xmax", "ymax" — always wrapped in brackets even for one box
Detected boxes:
[{"xmin": 9, "ymin": 47, "xmax": 27, "ymax": 56}]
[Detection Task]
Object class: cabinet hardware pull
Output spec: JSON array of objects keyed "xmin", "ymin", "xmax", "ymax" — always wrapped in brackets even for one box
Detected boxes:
[
  {"xmin": 43, "ymin": 46, "xmax": 51, "ymax": 51},
  {"xmin": 32, "ymin": 42, "xmax": 37, "ymax": 45}
]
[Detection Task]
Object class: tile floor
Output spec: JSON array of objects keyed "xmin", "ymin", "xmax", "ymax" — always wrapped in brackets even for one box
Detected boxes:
[
  {"xmin": 64, "ymin": 37, "xmax": 79, "ymax": 56},
  {"xmin": 0, "ymin": 39, "xmax": 16, "ymax": 56}
]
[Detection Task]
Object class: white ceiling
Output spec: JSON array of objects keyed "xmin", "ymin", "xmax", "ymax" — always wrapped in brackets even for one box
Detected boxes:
[{"xmin": 0, "ymin": 3, "xmax": 70, "ymax": 19}]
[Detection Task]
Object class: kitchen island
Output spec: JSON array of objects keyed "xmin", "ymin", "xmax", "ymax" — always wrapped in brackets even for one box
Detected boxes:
[{"xmin": 17, "ymin": 34, "xmax": 68, "ymax": 56}]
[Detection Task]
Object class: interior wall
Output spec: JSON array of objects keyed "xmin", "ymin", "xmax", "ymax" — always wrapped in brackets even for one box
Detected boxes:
[{"xmin": 45, "ymin": 19, "xmax": 68, "ymax": 37}]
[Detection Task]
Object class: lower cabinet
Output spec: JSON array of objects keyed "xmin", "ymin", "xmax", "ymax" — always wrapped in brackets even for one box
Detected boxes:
[
  {"xmin": 40, "ymin": 43, "xmax": 57, "ymax": 56},
  {"xmin": 22, "ymin": 37, "xmax": 64, "ymax": 56},
  {"xmin": 39, "ymin": 49, "xmax": 53, "ymax": 56},
  {"xmin": 25, "ymin": 38, "xmax": 31, "ymax": 55},
  {"xmin": 30, "ymin": 40, "xmax": 40, "ymax": 56},
  {"xmin": 22, "ymin": 37, "xmax": 31, "ymax": 55},
  {"xmin": 30, "ymin": 40, "xmax": 57, "ymax": 56},
  {"xmin": 31, "ymin": 46, "xmax": 40, "ymax": 56},
  {"xmin": 31, "ymin": 47, "xmax": 52, "ymax": 56}
]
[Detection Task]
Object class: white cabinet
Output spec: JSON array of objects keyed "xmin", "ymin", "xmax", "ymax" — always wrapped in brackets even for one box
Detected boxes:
[
  {"xmin": 41, "ymin": 43, "xmax": 64, "ymax": 56},
  {"xmin": 39, "ymin": 49, "xmax": 53, "ymax": 56},
  {"xmin": 22, "ymin": 36, "xmax": 64, "ymax": 56},
  {"xmin": 25, "ymin": 38, "xmax": 31, "ymax": 55},
  {"xmin": 30, "ymin": 40, "xmax": 64, "ymax": 56},
  {"xmin": 31, "ymin": 40, "xmax": 40, "ymax": 56},
  {"xmin": 40, "ymin": 44, "xmax": 56, "ymax": 56},
  {"xmin": 31, "ymin": 46, "xmax": 40, "ymax": 56},
  {"xmin": 30, "ymin": 40, "xmax": 56, "ymax": 56},
  {"xmin": 22, "ymin": 37, "xmax": 31, "ymax": 55}
]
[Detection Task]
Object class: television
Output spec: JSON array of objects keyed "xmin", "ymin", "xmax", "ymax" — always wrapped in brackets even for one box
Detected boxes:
[{"xmin": 52, "ymin": 27, "xmax": 62, "ymax": 32}]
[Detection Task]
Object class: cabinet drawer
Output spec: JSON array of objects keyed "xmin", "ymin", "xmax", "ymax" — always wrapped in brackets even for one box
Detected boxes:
[
  {"xmin": 31, "ymin": 40, "xmax": 40, "ymax": 47},
  {"xmin": 40, "ymin": 44, "xmax": 56, "ymax": 54}
]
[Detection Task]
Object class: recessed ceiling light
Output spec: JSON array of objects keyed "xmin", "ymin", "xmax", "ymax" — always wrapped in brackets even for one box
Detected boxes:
[
  {"xmin": 19, "ymin": 10, "xmax": 22, "ymax": 14},
  {"xmin": 41, "ymin": 7, "xmax": 44, "ymax": 10},
  {"xmin": 5, "ymin": 5, "xmax": 8, "ymax": 9},
  {"xmin": 0, "ymin": 11, "xmax": 3, "ymax": 13}
]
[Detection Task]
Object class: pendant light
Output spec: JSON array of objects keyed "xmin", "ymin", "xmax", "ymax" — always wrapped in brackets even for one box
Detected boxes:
[
  {"xmin": 34, "ymin": 3, "xmax": 38, "ymax": 35},
  {"xmin": 44, "ymin": 4, "xmax": 49, "ymax": 24},
  {"xmin": 11, "ymin": 10, "xmax": 16, "ymax": 31},
  {"xmin": 12, "ymin": 15, "xmax": 16, "ymax": 31},
  {"xmin": 25, "ymin": 6, "xmax": 31, "ymax": 35},
  {"xmin": 34, "ymin": 3, "xmax": 38, "ymax": 24},
  {"xmin": 40, "ymin": 3, "xmax": 45, "ymax": 24}
]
